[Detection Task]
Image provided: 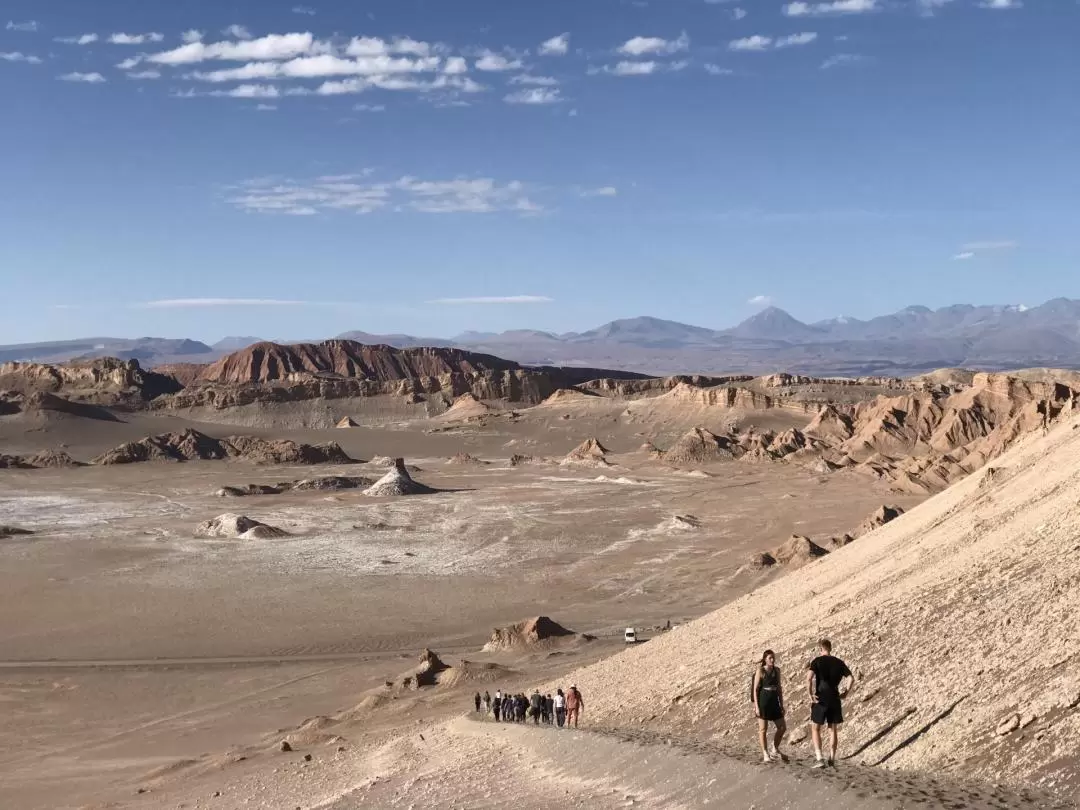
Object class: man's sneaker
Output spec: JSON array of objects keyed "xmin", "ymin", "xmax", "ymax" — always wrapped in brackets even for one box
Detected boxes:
[
  {"xmin": 812, "ymin": 759, "xmax": 826, "ymax": 770},
  {"xmin": 827, "ymin": 759, "xmax": 836, "ymax": 768},
  {"xmin": 762, "ymin": 752, "xmax": 773, "ymax": 763},
  {"xmin": 773, "ymin": 751, "xmax": 789, "ymax": 763}
]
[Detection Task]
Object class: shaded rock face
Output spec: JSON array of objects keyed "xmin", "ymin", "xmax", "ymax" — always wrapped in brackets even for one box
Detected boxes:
[
  {"xmin": 91, "ymin": 429, "xmax": 354, "ymax": 466},
  {"xmin": 216, "ymin": 476, "xmax": 373, "ymax": 497},
  {"xmin": 855, "ymin": 505, "xmax": 905, "ymax": 537},
  {"xmin": 0, "ymin": 526, "xmax": 34, "ymax": 539},
  {"xmin": 363, "ymin": 458, "xmax": 436, "ymax": 497},
  {"xmin": 194, "ymin": 513, "xmax": 288, "ymax": 539},
  {"xmin": 661, "ymin": 428, "xmax": 734, "ymax": 465}
]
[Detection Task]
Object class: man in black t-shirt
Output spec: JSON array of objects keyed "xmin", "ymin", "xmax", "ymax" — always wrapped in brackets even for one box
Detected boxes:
[{"xmin": 806, "ymin": 639, "xmax": 854, "ymax": 769}]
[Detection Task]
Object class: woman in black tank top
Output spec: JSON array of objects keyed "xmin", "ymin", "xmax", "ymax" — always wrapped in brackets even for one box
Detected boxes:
[{"xmin": 752, "ymin": 650, "xmax": 788, "ymax": 762}]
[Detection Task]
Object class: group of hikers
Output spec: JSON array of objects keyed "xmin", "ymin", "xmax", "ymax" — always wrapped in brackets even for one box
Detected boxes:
[
  {"xmin": 473, "ymin": 685, "xmax": 584, "ymax": 728},
  {"xmin": 468, "ymin": 639, "xmax": 851, "ymax": 771},
  {"xmin": 752, "ymin": 639, "xmax": 855, "ymax": 769}
]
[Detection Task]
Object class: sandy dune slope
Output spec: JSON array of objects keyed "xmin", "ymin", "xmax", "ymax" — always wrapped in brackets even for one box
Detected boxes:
[{"xmin": 557, "ymin": 412, "xmax": 1080, "ymax": 798}]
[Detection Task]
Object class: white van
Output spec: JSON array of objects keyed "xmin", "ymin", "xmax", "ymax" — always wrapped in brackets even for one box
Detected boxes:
[{"xmin": 624, "ymin": 627, "xmax": 637, "ymax": 644}]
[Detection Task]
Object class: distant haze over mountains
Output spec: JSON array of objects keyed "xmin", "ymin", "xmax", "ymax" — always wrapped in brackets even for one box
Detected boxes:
[{"xmin": 6, "ymin": 298, "xmax": 1080, "ymax": 378}]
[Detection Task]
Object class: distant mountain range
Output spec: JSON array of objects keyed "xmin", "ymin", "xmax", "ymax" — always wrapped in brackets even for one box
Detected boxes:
[{"xmin": 5, "ymin": 298, "xmax": 1080, "ymax": 377}]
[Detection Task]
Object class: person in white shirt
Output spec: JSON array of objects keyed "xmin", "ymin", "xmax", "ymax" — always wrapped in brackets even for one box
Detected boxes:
[{"xmin": 554, "ymin": 688, "xmax": 567, "ymax": 728}]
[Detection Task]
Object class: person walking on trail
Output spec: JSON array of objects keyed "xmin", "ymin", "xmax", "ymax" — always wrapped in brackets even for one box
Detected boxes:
[
  {"xmin": 530, "ymin": 690, "xmax": 543, "ymax": 725},
  {"xmin": 544, "ymin": 694, "xmax": 555, "ymax": 725},
  {"xmin": 751, "ymin": 649, "xmax": 787, "ymax": 763},
  {"xmin": 554, "ymin": 689, "xmax": 567, "ymax": 728},
  {"xmin": 565, "ymin": 685, "xmax": 583, "ymax": 728},
  {"xmin": 483, "ymin": 691, "xmax": 492, "ymax": 717},
  {"xmin": 474, "ymin": 692, "xmax": 482, "ymax": 714},
  {"xmin": 807, "ymin": 639, "xmax": 855, "ymax": 769},
  {"xmin": 493, "ymin": 690, "xmax": 503, "ymax": 722}
]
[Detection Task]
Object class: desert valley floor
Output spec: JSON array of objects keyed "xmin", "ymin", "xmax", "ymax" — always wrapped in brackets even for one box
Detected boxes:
[{"xmin": 2, "ymin": 345, "xmax": 1079, "ymax": 809}]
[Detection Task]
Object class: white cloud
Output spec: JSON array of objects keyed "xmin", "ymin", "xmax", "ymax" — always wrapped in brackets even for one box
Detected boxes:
[
  {"xmin": 510, "ymin": 74, "xmax": 559, "ymax": 86},
  {"xmin": 109, "ymin": 32, "xmax": 165, "ymax": 45},
  {"xmin": 748, "ymin": 294, "xmax": 773, "ymax": 306},
  {"xmin": 505, "ymin": 87, "xmax": 563, "ymax": 105},
  {"xmin": 581, "ymin": 187, "xmax": 618, "ymax": 197},
  {"xmin": 980, "ymin": 0, "xmax": 1022, "ymax": 8},
  {"xmin": 117, "ymin": 57, "xmax": 143, "ymax": 70},
  {"xmin": 0, "ymin": 52, "xmax": 42, "ymax": 64},
  {"xmin": 776, "ymin": 32, "xmax": 818, "ymax": 48},
  {"xmin": 182, "ymin": 30, "xmax": 205, "ymax": 44},
  {"xmin": 443, "ymin": 56, "xmax": 468, "ymax": 74},
  {"xmin": 55, "ymin": 33, "xmax": 98, "ymax": 45},
  {"xmin": 475, "ymin": 51, "xmax": 523, "ymax": 72},
  {"xmin": 229, "ymin": 174, "xmax": 544, "ymax": 217},
  {"xmin": 353, "ymin": 103, "xmax": 386, "ymax": 112},
  {"xmin": 784, "ymin": 0, "xmax": 878, "ymax": 15},
  {"xmin": 704, "ymin": 63, "xmax": 734, "ymax": 75},
  {"xmin": 59, "ymin": 72, "xmax": 106, "ymax": 83},
  {"xmin": 140, "ymin": 299, "xmax": 315, "ymax": 309},
  {"xmin": 428, "ymin": 296, "xmax": 553, "ymax": 305},
  {"xmin": 345, "ymin": 36, "xmax": 435, "ymax": 58},
  {"xmin": 952, "ymin": 252, "xmax": 975, "ymax": 261},
  {"xmin": 309, "ymin": 74, "xmax": 481, "ymax": 96},
  {"xmin": 618, "ymin": 32, "xmax": 690, "ymax": 56},
  {"xmin": 223, "ymin": 24, "xmax": 253, "ymax": 40},
  {"xmin": 732, "ymin": 7, "xmax": 748, "ymax": 19},
  {"xmin": 821, "ymin": 53, "xmax": 861, "ymax": 69},
  {"xmin": 209, "ymin": 84, "xmax": 280, "ymax": 98},
  {"xmin": 730, "ymin": 33, "xmax": 817, "ymax": 51},
  {"xmin": 127, "ymin": 70, "xmax": 162, "ymax": 80},
  {"xmin": 147, "ymin": 32, "xmax": 326, "ymax": 65},
  {"xmin": 256, "ymin": 103, "xmax": 277, "ymax": 111},
  {"xmin": 5, "ymin": 20, "xmax": 38, "ymax": 33},
  {"xmin": 729, "ymin": 35, "xmax": 772, "ymax": 51},
  {"xmin": 293, "ymin": 5, "xmax": 317, "ymax": 14},
  {"xmin": 539, "ymin": 33, "xmax": 570, "ymax": 56}
]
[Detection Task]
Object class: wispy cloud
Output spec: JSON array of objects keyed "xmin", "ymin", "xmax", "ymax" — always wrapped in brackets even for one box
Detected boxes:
[
  {"xmin": 952, "ymin": 240, "xmax": 1017, "ymax": 260},
  {"xmin": 0, "ymin": 51, "xmax": 43, "ymax": 64},
  {"xmin": 979, "ymin": 0, "xmax": 1022, "ymax": 8},
  {"xmin": 732, "ymin": 7, "xmax": 748, "ymax": 19},
  {"xmin": 127, "ymin": 70, "xmax": 162, "ymax": 80},
  {"xmin": 784, "ymin": 0, "xmax": 879, "ymax": 15},
  {"xmin": 147, "ymin": 33, "xmax": 327, "ymax": 65},
  {"xmin": 292, "ymin": 5, "xmax": 317, "ymax": 15},
  {"xmin": 510, "ymin": 74, "xmax": 559, "ymax": 86},
  {"xmin": 591, "ymin": 60, "xmax": 688, "ymax": 77},
  {"xmin": 229, "ymin": 174, "xmax": 547, "ymax": 217},
  {"xmin": 748, "ymin": 294, "xmax": 773, "ymax": 306},
  {"xmin": 139, "ymin": 299, "xmax": 317, "ymax": 309},
  {"xmin": 617, "ymin": 33, "xmax": 690, "ymax": 57},
  {"xmin": 730, "ymin": 33, "xmax": 817, "ymax": 51},
  {"xmin": 704, "ymin": 64, "xmax": 734, "ymax": 75},
  {"xmin": 222, "ymin": 24, "xmax": 253, "ymax": 40},
  {"xmin": 109, "ymin": 32, "xmax": 165, "ymax": 45},
  {"xmin": 55, "ymin": 33, "xmax": 98, "ymax": 45},
  {"xmin": 59, "ymin": 71, "xmax": 106, "ymax": 83},
  {"xmin": 821, "ymin": 53, "xmax": 862, "ymax": 69},
  {"xmin": 917, "ymin": 0, "xmax": 955, "ymax": 14},
  {"xmin": 182, "ymin": 29, "xmax": 205, "ymax": 44},
  {"xmin": 428, "ymin": 296, "xmax": 553, "ymax": 305},
  {"xmin": 256, "ymin": 103, "xmax": 277, "ymax": 111},
  {"xmin": 539, "ymin": 33, "xmax": 570, "ymax": 56},
  {"xmin": 580, "ymin": 186, "xmax": 618, "ymax": 197},
  {"xmin": 505, "ymin": 87, "xmax": 563, "ymax": 105},
  {"xmin": 353, "ymin": 103, "xmax": 386, "ymax": 112},
  {"xmin": 5, "ymin": 20, "xmax": 38, "ymax": 33}
]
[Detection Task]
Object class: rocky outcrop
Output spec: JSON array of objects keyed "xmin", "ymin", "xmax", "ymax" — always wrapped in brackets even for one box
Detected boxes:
[
  {"xmin": 216, "ymin": 476, "xmax": 373, "ymax": 497},
  {"xmin": 0, "ymin": 357, "xmax": 181, "ymax": 406},
  {"xmin": 0, "ymin": 450, "xmax": 83, "ymax": 469},
  {"xmin": 483, "ymin": 616, "xmax": 589, "ymax": 652},
  {"xmin": 562, "ymin": 438, "xmax": 611, "ymax": 467},
  {"xmin": 363, "ymin": 458, "xmax": 436, "ymax": 496},
  {"xmin": 195, "ymin": 513, "xmax": 288, "ymax": 539},
  {"xmin": 0, "ymin": 526, "xmax": 34, "ymax": 539},
  {"xmin": 661, "ymin": 428, "xmax": 736, "ymax": 465},
  {"xmin": 855, "ymin": 505, "xmax": 905, "ymax": 537},
  {"xmin": 90, "ymin": 429, "xmax": 354, "ymax": 466}
]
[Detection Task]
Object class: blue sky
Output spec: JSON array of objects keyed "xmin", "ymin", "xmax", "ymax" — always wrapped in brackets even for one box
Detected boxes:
[{"xmin": 1, "ymin": 0, "xmax": 1077, "ymax": 344}]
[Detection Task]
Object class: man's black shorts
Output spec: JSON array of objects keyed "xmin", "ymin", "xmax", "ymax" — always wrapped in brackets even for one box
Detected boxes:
[{"xmin": 811, "ymin": 699, "xmax": 843, "ymax": 726}]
